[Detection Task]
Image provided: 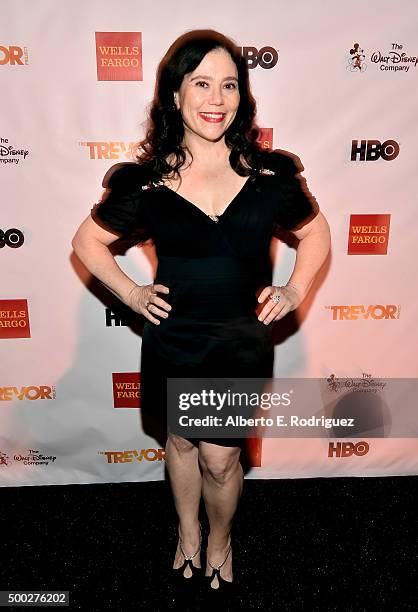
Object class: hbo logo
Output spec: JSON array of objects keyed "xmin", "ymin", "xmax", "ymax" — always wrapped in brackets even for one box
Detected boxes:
[
  {"xmin": 240, "ymin": 46, "xmax": 278, "ymax": 69},
  {"xmin": 351, "ymin": 139, "xmax": 400, "ymax": 161},
  {"xmin": 328, "ymin": 442, "xmax": 369, "ymax": 457},
  {"xmin": 0, "ymin": 229, "xmax": 24, "ymax": 248}
]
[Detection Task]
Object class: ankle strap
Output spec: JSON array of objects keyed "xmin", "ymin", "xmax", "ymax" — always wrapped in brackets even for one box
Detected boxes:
[
  {"xmin": 179, "ymin": 525, "xmax": 202, "ymax": 561},
  {"xmin": 208, "ymin": 543, "xmax": 232, "ymax": 571}
]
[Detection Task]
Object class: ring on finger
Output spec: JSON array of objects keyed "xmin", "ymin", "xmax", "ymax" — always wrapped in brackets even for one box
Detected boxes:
[{"xmin": 270, "ymin": 291, "xmax": 281, "ymax": 304}]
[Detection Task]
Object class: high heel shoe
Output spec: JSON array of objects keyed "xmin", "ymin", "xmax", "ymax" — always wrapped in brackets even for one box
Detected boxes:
[
  {"xmin": 172, "ymin": 523, "xmax": 203, "ymax": 591},
  {"xmin": 205, "ymin": 540, "xmax": 234, "ymax": 593}
]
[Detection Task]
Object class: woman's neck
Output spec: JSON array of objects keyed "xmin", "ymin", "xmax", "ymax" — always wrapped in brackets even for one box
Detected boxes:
[{"xmin": 181, "ymin": 133, "xmax": 231, "ymax": 169}]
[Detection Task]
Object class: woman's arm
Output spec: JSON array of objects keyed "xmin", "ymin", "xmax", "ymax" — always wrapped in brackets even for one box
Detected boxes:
[
  {"xmin": 286, "ymin": 210, "xmax": 331, "ymax": 301},
  {"xmin": 257, "ymin": 211, "xmax": 331, "ymax": 323},
  {"xmin": 71, "ymin": 214, "xmax": 139, "ymax": 304},
  {"xmin": 72, "ymin": 214, "xmax": 171, "ymax": 324}
]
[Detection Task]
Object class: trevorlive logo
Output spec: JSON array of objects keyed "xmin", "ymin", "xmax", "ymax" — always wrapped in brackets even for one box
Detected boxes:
[
  {"xmin": 257, "ymin": 128, "xmax": 273, "ymax": 151},
  {"xmin": 328, "ymin": 442, "xmax": 369, "ymax": 457},
  {"xmin": 79, "ymin": 141, "xmax": 137, "ymax": 160},
  {"xmin": 326, "ymin": 305, "xmax": 400, "ymax": 320},
  {"xmin": 0, "ymin": 386, "xmax": 55, "ymax": 401},
  {"xmin": 0, "ymin": 299, "xmax": 31, "ymax": 339},
  {"xmin": 0, "ymin": 45, "xmax": 28, "ymax": 65},
  {"xmin": 113, "ymin": 373, "xmax": 141, "ymax": 408},
  {"xmin": 348, "ymin": 214, "xmax": 391, "ymax": 255},
  {"xmin": 80, "ymin": 132, "xmax": 273, "ymax": 159},
  {"xmin": 99, "ymin": 449, "xmax": 165, "ymax": 463},
  {"xmin": 95, "ymin": 32, "xmax": 142, "ymax": 81}
]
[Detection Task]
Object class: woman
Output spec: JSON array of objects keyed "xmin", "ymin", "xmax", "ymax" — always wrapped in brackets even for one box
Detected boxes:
[{"xmin": 72, "ymin": 29, "xmax": 331, "ymax": 595}]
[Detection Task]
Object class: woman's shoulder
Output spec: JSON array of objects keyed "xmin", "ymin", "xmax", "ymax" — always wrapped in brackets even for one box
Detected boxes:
[
  {"xmin": 257, "ymin": 148, "xmax": 303, "ymax": 177},
  {"xmin": 102, "ymin": 161, "xmax": 154, "ymax": 193},
  {"xmin": 257, "ymin": 149, "xmax": 318, "ymax": 230}
]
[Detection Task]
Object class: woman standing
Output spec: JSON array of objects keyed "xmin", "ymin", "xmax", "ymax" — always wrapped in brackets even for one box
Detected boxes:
[{"xmin": 72, "ymin": 29, "xmax": 330, "ymax": 596}]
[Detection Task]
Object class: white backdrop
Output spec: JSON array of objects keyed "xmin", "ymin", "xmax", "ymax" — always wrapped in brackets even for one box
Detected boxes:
[{"xmin": 1, "ymin": 0, "xmax": 417, "ymax": 486}]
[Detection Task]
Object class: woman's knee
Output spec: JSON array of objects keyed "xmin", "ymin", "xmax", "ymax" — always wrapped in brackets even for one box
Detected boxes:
[
  {"xmin": 166, "ymin": 434, "xmax": 197, "ymax": 455},
  {"xmin": 198, "ymin": 444, "xmax": 241, "ymax": 483}
]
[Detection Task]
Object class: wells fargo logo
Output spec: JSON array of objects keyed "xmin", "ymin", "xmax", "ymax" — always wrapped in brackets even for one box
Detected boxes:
[
  {"xmin": 95, "ymin": 32, "xmax": 142, "ymax": 81},
  {"xmin": 326, "ymin": 304, "xmax": 400, "ymax": 320},
  {"xmin": 113, "ymin": 372, "xmax": 141, "ymax": 408},
  {"xmin": 79, "ymin": 141, "xmax": 138, "ymax": 160},
  {"xmin": 0, "ymin": 386, "xmax": 55, "ymax": 401},
  {"xmin": 0, "ymin": 299, "xmax": 31, "ymax": 339},
  {"xmin": 328, "ymin": 442, "xmax": 369, "ymax": 457},
  {"xmin": 99, "ymin": 449, "xmax": 165, "ymax": 463},
  {"xmin": 0, "ymin": 45, "xmax": 28, "ymax": 65},
  {"xmin": 256, "ymin": 128, "xmax": 273, "ymax": 151},
  {"xmin": 348, "ymin": 214, "xmax": 391, "ymax": 255}
]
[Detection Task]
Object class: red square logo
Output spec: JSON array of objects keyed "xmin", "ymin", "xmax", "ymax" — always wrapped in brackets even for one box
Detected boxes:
[
  {"xmin": 348, "ymin": 214, "xmax": 391, "ymax": 255},
  {"xmin": 0, "ymin": 299, "xmax": 31, "ymax": 339},
  {"xmin": 95, "ymin": 32, "xmax": 142, "ymax": 81},
  {"xmin": 257, "ymin": 128, "xmax": 273, "ymax": 150},
  {"xmin": 113, "ymin": 372, "xmax": 141, "ymax": 408},
  {"xmin": 246, "ymin": 437, "xmax": 262, "ymax": 467}
]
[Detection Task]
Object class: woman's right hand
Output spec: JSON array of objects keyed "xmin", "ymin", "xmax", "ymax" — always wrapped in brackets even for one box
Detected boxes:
[{"xmin": 125, "ymin": 283, "xmax": 171, "ymax": 325}]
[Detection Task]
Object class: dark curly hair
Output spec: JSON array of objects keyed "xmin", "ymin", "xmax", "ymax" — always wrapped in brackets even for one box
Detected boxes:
[{"xmin": 136, "ymin": 29, "xmax": 265, "ymax": 181}]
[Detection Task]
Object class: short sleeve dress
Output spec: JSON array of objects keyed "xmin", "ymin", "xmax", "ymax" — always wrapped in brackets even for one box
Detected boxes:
[{"xmin": 91, "ymin": 150, "xmax": 319, "ymax": 447}]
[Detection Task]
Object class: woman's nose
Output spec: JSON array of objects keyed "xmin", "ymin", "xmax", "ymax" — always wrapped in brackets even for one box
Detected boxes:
[{"xmin": 208, "ymin": 86, "xmax": 224, "ymax": 105}]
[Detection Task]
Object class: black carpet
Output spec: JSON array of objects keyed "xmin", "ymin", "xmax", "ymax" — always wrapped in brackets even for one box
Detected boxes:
[{"xmin": 0, "ymin": 476, "xmax": 416, "ymax": 610}]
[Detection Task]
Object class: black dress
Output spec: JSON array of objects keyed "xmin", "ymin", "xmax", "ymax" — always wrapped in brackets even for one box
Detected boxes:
[{"xmin": 91, "ymin": 149, "xmax": 319, "ymax": 448}]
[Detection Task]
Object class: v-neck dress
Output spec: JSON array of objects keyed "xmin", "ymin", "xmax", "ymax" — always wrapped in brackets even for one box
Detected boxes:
[{"xmin": 91, "ymin": 149, "xmax": 319, "ymax": 447}]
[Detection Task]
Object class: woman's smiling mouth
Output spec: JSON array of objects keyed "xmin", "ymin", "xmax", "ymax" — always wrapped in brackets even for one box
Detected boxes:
[{"xmin": 198, "ymin": 112, "xmax": 226, "ymax": 123}]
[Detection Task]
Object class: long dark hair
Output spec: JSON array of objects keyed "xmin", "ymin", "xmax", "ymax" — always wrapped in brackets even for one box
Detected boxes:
[{"xmin": 136, "ymin": 29, "xmax": 264, "ymax": 180}]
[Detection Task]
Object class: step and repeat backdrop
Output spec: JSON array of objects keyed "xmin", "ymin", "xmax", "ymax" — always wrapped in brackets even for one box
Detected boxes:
[{"xmin": 1, "ymin": 0, "xmax": 418, "ymax": 486}]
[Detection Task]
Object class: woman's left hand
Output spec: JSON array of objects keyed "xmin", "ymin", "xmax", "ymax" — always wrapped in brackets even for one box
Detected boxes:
[{"xmin": 256, "ymin": 284, "xmax": 303, "ymax": 324}]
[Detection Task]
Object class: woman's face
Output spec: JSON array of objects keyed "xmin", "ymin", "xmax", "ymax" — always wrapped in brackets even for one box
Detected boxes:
[{"xmin": 174, "ymin": 47, "xmax": 240, "ymax": 144}]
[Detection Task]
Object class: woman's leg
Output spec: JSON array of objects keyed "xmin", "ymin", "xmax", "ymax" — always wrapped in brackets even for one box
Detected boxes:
[
  {"xmin": 165, "ymin": 434, "xmax": 203, "ymax": 573},
  {"xmin": 198, "ymin": 442, "xmax": 244, "ymax": 583}
]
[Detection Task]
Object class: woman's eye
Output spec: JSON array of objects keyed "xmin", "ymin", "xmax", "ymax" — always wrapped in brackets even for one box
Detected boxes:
[
  {"xmin": 224, "ymin": 82, "xmax": 237, "ymax": 89},
  {"xmin": 196, "ymin": 81, "xmax": 208, "ymax": 87}
]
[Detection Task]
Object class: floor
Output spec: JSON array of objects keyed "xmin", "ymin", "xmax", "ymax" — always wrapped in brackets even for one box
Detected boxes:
[{"xmin": 0, "ymin": 476, "xmax": 416, "ymax": 610}]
